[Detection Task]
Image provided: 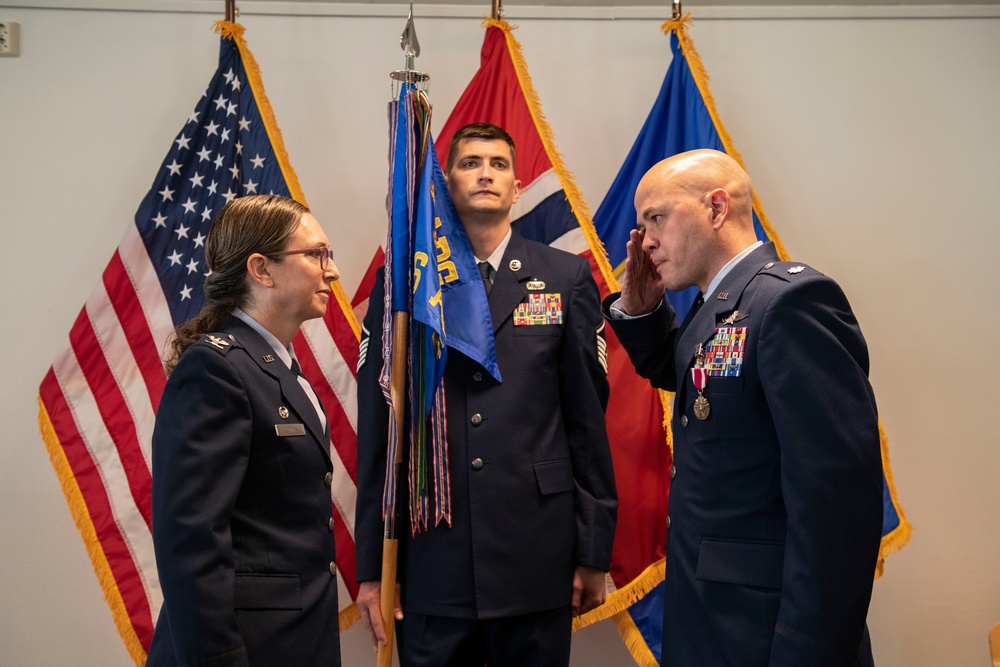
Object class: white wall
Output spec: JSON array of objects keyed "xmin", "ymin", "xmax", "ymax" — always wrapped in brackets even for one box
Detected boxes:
[{"xmin": 1, "ymin": 5, "xmax": 999, "ymax": 666}]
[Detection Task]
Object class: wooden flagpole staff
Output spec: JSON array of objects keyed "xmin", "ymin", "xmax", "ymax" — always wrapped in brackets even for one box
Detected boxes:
[{"xmin": 379, "ymin": 5, "xmax": 429, "ymax": 665}]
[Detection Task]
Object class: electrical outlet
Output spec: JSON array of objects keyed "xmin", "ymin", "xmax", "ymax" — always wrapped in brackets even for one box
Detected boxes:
[{"xmin": 0, "ymin": 21, "xmax": 20, "ymax": 57}]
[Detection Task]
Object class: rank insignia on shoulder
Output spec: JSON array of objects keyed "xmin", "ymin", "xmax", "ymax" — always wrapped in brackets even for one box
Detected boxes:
[
  {"xmin": 526, "ymin": 279, "xmax": 546, "ymax": 291},
  {"xmin": 205, "ymin": 335, "xmax": 231, "ymax": 350},
  {"xmin": 704, "ymin": 327, "xmax": 748, "ymax": 377},
  {"xmin": 787, "ymin": 265, "xmax": 805, "ymax": 274},
  {"xmin": 514, "ymin": 293, "xmax": 563, "ymax": 326}
]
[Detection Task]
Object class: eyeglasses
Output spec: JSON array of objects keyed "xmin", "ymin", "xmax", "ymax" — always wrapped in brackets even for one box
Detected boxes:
[{"xmin": 267, "ymin": 247, "xmax": 335, "ymax": 270}]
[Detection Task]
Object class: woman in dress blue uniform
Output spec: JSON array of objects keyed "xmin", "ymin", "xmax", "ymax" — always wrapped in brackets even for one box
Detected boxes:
[{"xmin": 146, "ymin": 195, "xmax": 343, "ymax": 667}]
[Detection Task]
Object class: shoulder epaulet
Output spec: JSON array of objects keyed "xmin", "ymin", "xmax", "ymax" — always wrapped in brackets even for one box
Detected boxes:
[
  {"xmin": 196, "ymin": 332, "xmax": 242, "ymax": 355},
  {"xmin": 756, "ymin": 260, "xmax": 817, "ymax": 282}
]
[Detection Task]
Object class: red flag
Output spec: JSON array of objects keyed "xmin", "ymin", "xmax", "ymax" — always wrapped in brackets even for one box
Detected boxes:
[{"xmin": 437, "ymin": 18, "xmax": 671, "ymax": 660}]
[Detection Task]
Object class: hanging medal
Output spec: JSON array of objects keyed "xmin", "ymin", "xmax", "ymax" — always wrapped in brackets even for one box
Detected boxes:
[{"xmin": 691, "ymin": 343, "xmax": 711, "ymax": 420}]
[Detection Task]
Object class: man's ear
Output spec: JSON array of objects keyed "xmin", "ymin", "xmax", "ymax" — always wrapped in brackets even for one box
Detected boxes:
[
  {"xmin": 708, "ymin": 188, "xmax": 731, "ymax": 228},
  {"xmin": 246, "ymin": 253, "xmax": 273, "ymax": 287},
  {"xmin": 510, "ymin": 178, "xmax": 522, "ymax": 205}
]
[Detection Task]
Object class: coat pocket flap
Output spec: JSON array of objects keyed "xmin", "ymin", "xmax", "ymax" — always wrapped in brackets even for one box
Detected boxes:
[
  {"xmin": 695, "ymin": 539, "xmax": 784, "ymax": 589},
  {"xmin": 234, "ymin": 573, "xmax": 303, "ymax": 610},
  {"xmin": 534, "ymin": 459, "xmax": 574, "ymax": 495}
]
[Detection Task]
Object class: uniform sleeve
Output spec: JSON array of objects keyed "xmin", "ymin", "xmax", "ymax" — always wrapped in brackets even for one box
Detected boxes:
[
  {"xmin": 602, "ymin": 292, "xmax": 681, "ymax": 392},
  {"xmin": 758, "ymin": 277, "xmax": 883, "ymax": 666},
  {"xmin": 151, "ymin": 344, "xmax": 253, "ymax": 667},
  {"xmin": 354, "ymin": 269, "xmax": 391, "ymax": 583},
  {"xmin": 562, "ymin": 260, "xmax": 618, "ymax": 570}
]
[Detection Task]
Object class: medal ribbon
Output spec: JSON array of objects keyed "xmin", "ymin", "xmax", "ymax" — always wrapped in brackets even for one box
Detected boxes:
[{"xmin": 691, "ymin": 366, "xmax": 707, "ymax": 392}]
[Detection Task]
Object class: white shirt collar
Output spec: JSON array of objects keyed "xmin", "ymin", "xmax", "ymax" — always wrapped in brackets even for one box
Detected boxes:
[
  {"xmin": 475, "ymin": 228, "xmax": 513, "ymax": 272},
  {"xmin": 232, "ymin": 308, "xmax": 297, "ymax": 371}
]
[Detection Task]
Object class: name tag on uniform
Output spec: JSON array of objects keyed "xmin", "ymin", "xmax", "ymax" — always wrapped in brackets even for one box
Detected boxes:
[
  {"xmin": 275, "ymin": 423, "xmax": 306, "ymax": 437},
  {"xmin": 514, "ymin": 293, "xmax": 563, "ymax": 326},
  {"xmin": 704, "ymin": 327, "xmax": 747, "ymax": 377}
]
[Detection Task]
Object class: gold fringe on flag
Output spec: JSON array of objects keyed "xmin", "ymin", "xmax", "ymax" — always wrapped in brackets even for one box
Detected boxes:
[
  {"xmin": 613, "ymin": 607, "xmax": 661, "ymax": 667},
  {"xmin": 38, "ymin": 398, "xmax": 148, "ymax": 666},
  {"xmin": 874, "ymin": 421, "xmax": 912, "ymax": 578},
  {"xmin": 572, "ymin": 557, "xmax": 666, "ymax": 631}
]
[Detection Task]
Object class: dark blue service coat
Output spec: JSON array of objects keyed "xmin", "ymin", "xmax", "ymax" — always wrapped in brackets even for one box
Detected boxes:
[
  {"xmin": 605, "ymin": 243, "xmax": 882, "ymax": 667},
  {"xmin": 356, "ymin": 232, "xmax": 618, "ymax": 619},
  {"xmin": 147, "ymin": 317, "xmax": 341, "ymax": 667}
]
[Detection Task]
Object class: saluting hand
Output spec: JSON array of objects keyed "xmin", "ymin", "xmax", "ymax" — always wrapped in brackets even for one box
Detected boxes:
[{"xmin": 620, "ymin": 228, "xmax": 665, "ymax": 316}]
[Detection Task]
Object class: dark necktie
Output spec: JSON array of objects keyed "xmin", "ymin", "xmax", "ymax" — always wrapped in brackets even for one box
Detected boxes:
[
  {"xmin": 681, "ymin": 292, "xmax": 705, "ymax": 330},
  {"xmin": 478, "ymin": 261, "xmax": 493, "ymax": 295},
  {"xmin": 692, "ymin": 293, "xmax": 705, "ymax": 314},
  {"xmin": 290, "ymin": 357, "xmax": 303, "ymax": 377}
]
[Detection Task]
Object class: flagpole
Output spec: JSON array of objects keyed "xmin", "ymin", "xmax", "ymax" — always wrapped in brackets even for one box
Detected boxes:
[
  {"xmin": 225, "ymin": 0, "xmax": 235, "ymax": 22},
  {"xmin": 492, "ymin": 0, "xmax": 503, "ymax": 20},
  {"xmin": 672, "ymin": 0, "xmax": 682, "ymax": 20},
  {"xmin": 379, "ymin": 6, "xmax": 429, "ymax": 666}
]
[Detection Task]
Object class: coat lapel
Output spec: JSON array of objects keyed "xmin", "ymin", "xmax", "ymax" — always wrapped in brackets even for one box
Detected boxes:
[
  {"xmin": 224, "ymin": 318, "xmax": 332, "ymax": 465},
  {"xmin": 674, "ymin": 243, "xmax": 779, "ymax": 389},
  {"xmin": 488, "ymin": 233, "xmax": 532, "ymax": 333}
]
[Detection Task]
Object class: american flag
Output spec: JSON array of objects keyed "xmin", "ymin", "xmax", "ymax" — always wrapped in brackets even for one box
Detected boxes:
[{"xmin": 36, "ymin": 22, "xmax": 360, "ymax": 665}]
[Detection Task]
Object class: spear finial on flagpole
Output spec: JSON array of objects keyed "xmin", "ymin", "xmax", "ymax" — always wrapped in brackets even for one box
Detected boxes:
[
  {"xmin": 672, "ymin": 0, "xmax": 682, "ymax": 20},
  {"xmin": 391, "ymin": 2, "xmax": 430, "ymax": 86}
]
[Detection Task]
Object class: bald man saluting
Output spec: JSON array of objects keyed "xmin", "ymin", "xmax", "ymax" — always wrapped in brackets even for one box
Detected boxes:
[{"xmin": 603, "ymin": 149, "xmax": 883, "ymax": 667}]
